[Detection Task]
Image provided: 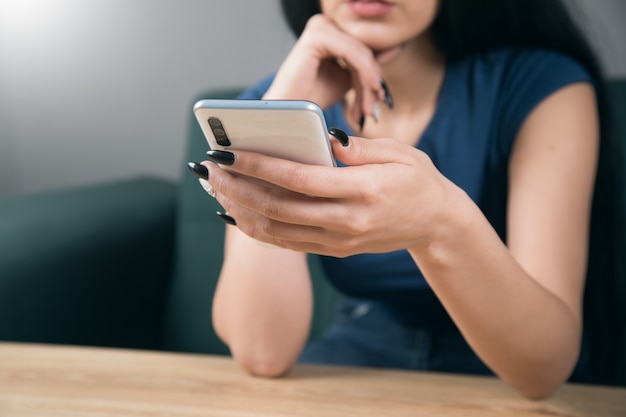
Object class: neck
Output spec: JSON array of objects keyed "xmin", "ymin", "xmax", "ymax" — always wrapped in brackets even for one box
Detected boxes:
[
  {"xmin": 345, "ymin": 34, "xmax": 446, "ymax": 146},
  {"xmin": 380, "ymin": 34, "xmax": 446, "ymax": 114}
]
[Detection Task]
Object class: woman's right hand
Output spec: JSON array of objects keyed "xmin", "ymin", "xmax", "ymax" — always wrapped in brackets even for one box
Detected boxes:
[{"xmin": 264, "ymin": 14, "xmax": 394, "ymax": 124}]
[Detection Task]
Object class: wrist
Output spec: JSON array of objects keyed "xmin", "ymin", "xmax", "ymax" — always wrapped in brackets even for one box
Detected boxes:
[{"xmin": 407, "ymin": 183, "xmax": 479, "ymax": 270}]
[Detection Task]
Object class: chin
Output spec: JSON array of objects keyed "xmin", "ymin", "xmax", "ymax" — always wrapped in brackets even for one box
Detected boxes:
[
  {"xmin": 341, "ymin": 25, "xmax": 397, "ymax": 50},
  {"xmin": 358, "ymin": 37, "xmax": 403, "ymax": 55}
]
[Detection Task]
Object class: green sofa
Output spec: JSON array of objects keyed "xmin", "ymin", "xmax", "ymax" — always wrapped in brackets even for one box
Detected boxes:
[
  {"xmin": 0, "ymin": 88, "xmax": 339, "ymax": 357},
  {"xmin": 1, "ymin": 81, "xmax": 624, "ymax": 386}
]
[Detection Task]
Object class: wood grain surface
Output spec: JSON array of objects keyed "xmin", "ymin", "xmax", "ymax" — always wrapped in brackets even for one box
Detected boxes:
[{"xmin": 0, "ymin": 342, "xmax": 624, "ymax": 416}]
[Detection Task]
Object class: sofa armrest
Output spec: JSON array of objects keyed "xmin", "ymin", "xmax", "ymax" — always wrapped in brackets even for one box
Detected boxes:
[{"xmin": 0, "ymin": 177, "xmax": 177, "ymax": 350}]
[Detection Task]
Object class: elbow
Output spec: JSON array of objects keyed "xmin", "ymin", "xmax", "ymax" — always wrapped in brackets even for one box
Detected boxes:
[
  {"xmin": 234, "ymin": 349, "xmax": 295, "ymax": 378},
  {"xmin": 214, "ymin": 327, "xmax": 298, "ymax": 378},
  {"xmin": 506, "ymin": 353, "xmax": 578, "ymax": 400},
  {"xmin": 497, "ymin": 329, "xmax": 582, "ymax": 400},
  {"xmin": 213, "ymin": 320, "xmax": 299, "ymax": 378},
  {"xmin": 516, "ymin": 378, "xmax": 564, "ymax": 401}
]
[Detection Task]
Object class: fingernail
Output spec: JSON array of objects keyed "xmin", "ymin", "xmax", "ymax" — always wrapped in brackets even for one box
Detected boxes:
[
  {"xmin": 187, "ymin": 162, "xmax": 209, "ymax": 180},
  {"xmin": 329, "ymin": 127, "xmax": 349, "ymax": 147},
  {"xmin": 206, "ymin": 150, "xmax": 235, "ymax": 165},
  {"xmin": 380, "ymin": 78, "xmax": 394, "ymax": 109},
  {"xmin": 373, "ymin": 101, "xmax": 381, "ymax": 123},
  {"xmin": 199, "ymin": 179, "xmax": 216, "ymax": 198},
  {"xmin": 358, "ymin": 114, "xmax": 365, "ymax": 132},
  {"xmin": 216, "ymin": 211, "xmax": 237, "ymax": 226}
]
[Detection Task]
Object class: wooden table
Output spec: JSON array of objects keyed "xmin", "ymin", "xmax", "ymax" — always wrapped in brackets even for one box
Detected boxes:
[{"xmin": 0, "ymin": 342, "xmax": 624, "ymax": 416}]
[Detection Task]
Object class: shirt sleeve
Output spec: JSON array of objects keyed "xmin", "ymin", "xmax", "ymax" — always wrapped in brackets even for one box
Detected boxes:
[
  {"xmin": 236, "ymin": 74, "xmax": 275, "ymax": 100},
  {"xmin": 496, "ymin": 49, "xmax": 596, "ymax": 156}
]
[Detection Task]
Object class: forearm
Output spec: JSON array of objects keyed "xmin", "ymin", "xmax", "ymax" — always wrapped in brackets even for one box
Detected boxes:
[
  {"xmin": 409, "ymin": 188, "xmax": 582, "ymax": 399},
  {"xmin": 212, "ymin": 228, "xmax": 313, "ymax": 377}
]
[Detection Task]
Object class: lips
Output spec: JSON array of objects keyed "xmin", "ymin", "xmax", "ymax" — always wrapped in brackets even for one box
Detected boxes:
[{"xmin": 347, "ymin": 0, "xmax": 394, "ymax": 18}]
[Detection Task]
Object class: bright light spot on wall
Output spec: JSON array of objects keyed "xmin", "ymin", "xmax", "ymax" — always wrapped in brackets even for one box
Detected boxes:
[{"xmin": 0, "ymin": 0, "xmax": 61, "ymax": 39}]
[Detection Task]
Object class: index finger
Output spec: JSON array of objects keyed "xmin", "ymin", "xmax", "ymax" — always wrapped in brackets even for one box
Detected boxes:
[
  {"xmin": 221, "ymin": 149, "xmax": 354, "ymax": 198},
  {"xmin": 215, "ymin": 134, "xmax": 417, "ymax": 198}
]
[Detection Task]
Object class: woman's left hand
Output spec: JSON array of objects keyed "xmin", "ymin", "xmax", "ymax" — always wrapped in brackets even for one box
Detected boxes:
[{"xmin": 202, "ymin": 132, "xmax": 461, "ymax": 257}]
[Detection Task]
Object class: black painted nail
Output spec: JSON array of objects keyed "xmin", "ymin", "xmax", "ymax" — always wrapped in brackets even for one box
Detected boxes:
[
  {"xmin": 358, "ymin": 114, "xmax": 365, "ymax": 132},
  {"xmin": 380, "ymin": 78, "xmax": 394, "ymax": 109},
  {"xmin": 206, "ymin": 150, "xmax": 235, "ymax": 165},
  {"xmin": 329, "ymin": 127, "xmax": 350, "ymax": 147},
  {"xmin": 187, "ymin": 162, "xmax": 209, "ymax": 180},
  {"xmin": 216, "ymin": 211, "xmax": 237, "ymax": 226}
]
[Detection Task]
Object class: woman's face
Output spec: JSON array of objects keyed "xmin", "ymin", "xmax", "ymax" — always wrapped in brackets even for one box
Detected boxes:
[{"xmin": 319, "ymin": 0, "xmax": 440, "ymax": 53}]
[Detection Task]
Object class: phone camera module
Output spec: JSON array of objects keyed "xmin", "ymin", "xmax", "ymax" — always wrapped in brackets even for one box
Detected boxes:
[{"xmin": 208, "ymin": 117, "xmax": 231, "ymax": 146}]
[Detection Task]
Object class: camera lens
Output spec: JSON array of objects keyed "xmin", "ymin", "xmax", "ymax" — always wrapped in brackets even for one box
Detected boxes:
[
  {"xmin": 208, "ymin": 117, "xmax": 231, "ymax": 146},
  {"xmin": 216, "ymin": 136, "xmax": 231, "ymax": 146}
]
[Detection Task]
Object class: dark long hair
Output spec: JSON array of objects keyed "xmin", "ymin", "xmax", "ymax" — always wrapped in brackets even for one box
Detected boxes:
[
  {"xmin": 280, "ymin": 0, "xmax": 625, "ymax": 386},
  {"xmin": 279, "ymin": 0, "xmax": 604, "ymax": 86}
]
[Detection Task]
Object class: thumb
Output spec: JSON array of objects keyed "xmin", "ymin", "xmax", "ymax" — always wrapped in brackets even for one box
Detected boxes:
[{"xmin": 328, "ymin": 127, "xmax": 411, "ymax": 166}]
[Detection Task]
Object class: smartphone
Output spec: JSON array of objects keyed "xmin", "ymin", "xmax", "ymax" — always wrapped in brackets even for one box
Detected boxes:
[{"xmin": 193, "ymin": 99, "xmax": 336, "ymax": 167}]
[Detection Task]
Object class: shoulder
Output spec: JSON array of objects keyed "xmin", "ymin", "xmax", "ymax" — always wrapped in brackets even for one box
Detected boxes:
[
  {"xmin": 483, "ymin": 47, "xmax": 588, "ymax": 71},
  {"xmin": 235, "ymin": 72, "xmax": 351, "ymax": 134},
  {"xmin": 443, "ymin": 47, "xmax": 596, "ymax": 118},
  {"xmin": 450, "ymin": 47, "xmax": 597, "ymax": 151},
  {"xmin": 237, "ymin": 74, "xmax": 276, "ymax": 100},
  {"xmin": 486, "ymin": 47, "xmax": 595, "ymax": 93},
  {"xmin": 450, "ymin": 47, "xmax": 595, "ymax": 93}
]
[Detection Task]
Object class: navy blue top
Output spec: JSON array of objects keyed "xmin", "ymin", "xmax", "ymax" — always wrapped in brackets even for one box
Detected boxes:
[{"xmin": 238, "ymin": 47, "xmax": 594, "ymax": 329}]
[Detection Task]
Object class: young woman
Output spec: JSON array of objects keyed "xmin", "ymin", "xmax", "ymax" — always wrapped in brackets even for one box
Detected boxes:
[{"xmin": 188, "ymin": 0, "xmax": 622, "ymax": 399}]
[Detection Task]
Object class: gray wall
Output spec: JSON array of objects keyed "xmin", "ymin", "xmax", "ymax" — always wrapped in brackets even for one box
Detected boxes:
[
  {"xmin": 0, "ymin": 0, "xmax": 624, "ymax": 198},
  {"xmin": 568, "ymin": 0, "xmax": 626, "ymax": 77},
  {"xmin": 0, "ymin": 0, "xmax": 294, "ymax": 197}
]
